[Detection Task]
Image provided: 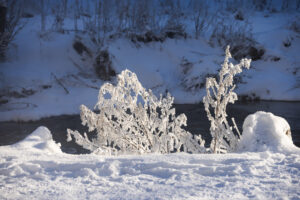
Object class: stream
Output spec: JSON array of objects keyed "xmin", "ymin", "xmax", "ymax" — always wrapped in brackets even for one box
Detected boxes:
[{"xmin": 0, "ymin": 101, "xmax": 299, "ymax": 153}]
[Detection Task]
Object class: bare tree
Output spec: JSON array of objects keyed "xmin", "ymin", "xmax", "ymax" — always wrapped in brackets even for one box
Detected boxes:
[
  {"xmin": 0, "ymin": 0, "xmax": 24, "ymax": 61},
  {"xmin": 116, "ymin": 0, "xmax": 130, "ymax": 33},
  {"xmin": 0, "ymin": 1, "xmax": 6, "ymax": 33},
  {"xmin": 190, "ymin": 0, "xmax": 211, "ymax": 39},
  {"xmin": 41, "ymin": 0, "xmax": 45, "ymax": 32},
  {"xmin": 52, "ymin": 1, "xmax": 65, "ymax": 32},
  {"xmin": 133, "ymin": 0, "xmax": 151, "ymax": 33},
  {"xmin": 74, "ymin": 0, "xmax": 79, "ymax": 32},
  {"xmin": 101, "ymin": 0, "xmax": 113, "ymax": 37},
  {"xmin": 63, "ymin": 0, "xmax": 68, "ymax": 18}
]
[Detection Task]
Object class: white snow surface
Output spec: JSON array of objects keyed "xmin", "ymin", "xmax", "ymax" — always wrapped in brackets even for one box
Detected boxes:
[{"xmin": 0, "ymin": 125, "xmax": 299, "ymax": 200}]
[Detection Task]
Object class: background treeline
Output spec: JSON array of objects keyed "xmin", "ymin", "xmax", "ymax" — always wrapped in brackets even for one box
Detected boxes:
[{"xmin": 1, "ymin": 0, "xmax": 299, "ymax": 59}]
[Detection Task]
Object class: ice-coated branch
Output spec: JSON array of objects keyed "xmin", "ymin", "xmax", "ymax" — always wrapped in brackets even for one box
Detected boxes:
[
  {"xmin": 67, "ymin": 69, "xmax": 206, "ymax": 155},
  {"xmin": 203, "ymin": 46, "xmax": 251, "ymax": 153}
]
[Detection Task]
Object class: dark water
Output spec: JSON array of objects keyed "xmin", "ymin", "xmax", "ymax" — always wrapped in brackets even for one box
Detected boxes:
[
  {"xmin": 176, "ymin": 101, "xmax": 300, "ymax": 148},
  {"xmin": 0, "ymin": 101, "xmax": 299, "ymax": 153}
]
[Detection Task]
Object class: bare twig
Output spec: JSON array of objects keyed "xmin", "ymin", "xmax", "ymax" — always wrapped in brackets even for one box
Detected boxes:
[
  {"xmin": 51, "ymin": 73, "xmax": 69, "ymax": 94},
  {"xmin": 68, "ymin": 56, "xmax": 85, "ymax": 72},
  {"xmin": 232, "ymin": 117, "xmax": 241, "ymax": 139},
  {"xmin": 71, "ymin": 74, "xmax": 99, "ymax": 90}
]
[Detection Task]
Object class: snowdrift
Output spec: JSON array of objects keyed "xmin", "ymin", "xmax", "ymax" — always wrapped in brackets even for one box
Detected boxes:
[
  {"xmin": 13, "ymin": 126, "xmax": 62, "ymax": 154},
  {"xmin": 238, "ymin": 111, "xmax": 298, "ymax": 153}
]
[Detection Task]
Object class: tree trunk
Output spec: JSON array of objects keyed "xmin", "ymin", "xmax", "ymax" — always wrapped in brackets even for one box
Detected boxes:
[
  {"xmin": 0, "ymin": 5, "xmax": 6, "ymax": 33},
  {"xmin": 41, "ymin": 0, "xmax": 45, "ymax": 32},
  {"xmin": 74, "ymin": 0, "xmax": 79, "ymax": 32}
]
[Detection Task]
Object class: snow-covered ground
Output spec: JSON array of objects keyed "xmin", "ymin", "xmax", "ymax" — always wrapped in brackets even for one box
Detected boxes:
[
  {"xmin": 0, "ymin": 11, "xmax": 299, "ymax": 121},
  {"xmin": 1, "ymin": 2, "xmax": 299, "ymax": 199},
  {"xmin": 1, "ymin": 114, "xmax": 299, "ymax": 200}
]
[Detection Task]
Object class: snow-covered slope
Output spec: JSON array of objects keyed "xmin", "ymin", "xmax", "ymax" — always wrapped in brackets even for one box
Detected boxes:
[
  {"xmin": 0, "ymin": 126, "xmax": 299, "ymax": 199},
  {"xmin": 238, "ymin": 12, "xmax": 300, "ymax": 101},
  {"xmin": 0, "ymin": 17, "xmax": 102, "ymax": 121},
  {"xmin": 0, "ymin": 11, "xmax": 299, "ymax": 121}
]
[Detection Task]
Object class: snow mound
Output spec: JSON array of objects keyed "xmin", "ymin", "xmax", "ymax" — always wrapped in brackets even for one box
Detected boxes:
[
  {"xmin": 238, "ymin": 111, "xmax": 298, "ymax": 153},
  {"xmin": 14, "ymin": 126, "xmax": 62, "ymax": 154}
]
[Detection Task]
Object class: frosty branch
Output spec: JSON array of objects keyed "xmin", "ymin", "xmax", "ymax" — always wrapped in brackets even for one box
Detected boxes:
[{"xmin": 203, "ymin": 46, "xmax": 251, "ymax": 153}]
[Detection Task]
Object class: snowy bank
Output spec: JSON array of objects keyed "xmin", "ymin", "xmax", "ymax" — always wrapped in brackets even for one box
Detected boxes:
[
  {"xmin": 0, "ymin": 118, "xmax": 300, "ymax": 199},
  {"xmin": 1, "ymin": 11, "xmax": 300, "ymax": 122}
]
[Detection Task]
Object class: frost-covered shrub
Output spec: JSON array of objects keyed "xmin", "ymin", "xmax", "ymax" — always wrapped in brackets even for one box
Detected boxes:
[
  {"xmin": 203, "ymin": 46, "xmax": 251, "ymax": 153},
  {"xmin": 67, "ymin": 69, "xmax": 205, "ymax": 155}
]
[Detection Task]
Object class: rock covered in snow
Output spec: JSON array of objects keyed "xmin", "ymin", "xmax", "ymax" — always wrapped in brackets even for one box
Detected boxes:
[
  {"xmin": 14, "ymin": 126, "xmax": 62, "ymax": 154},
  {"xmin": 238, "ymin": 111, "xmax": 298, "ymax": 152}
]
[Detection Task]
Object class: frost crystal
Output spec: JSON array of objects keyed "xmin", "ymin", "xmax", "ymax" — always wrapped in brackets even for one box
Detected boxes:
[
  {"xmin": 67, "ymin": 69, "xmax": 205, "ymax": 155},
  {"xmin": 203, "ymin": 46, "xmax": 251, "ymax": 153}
]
